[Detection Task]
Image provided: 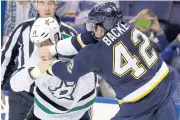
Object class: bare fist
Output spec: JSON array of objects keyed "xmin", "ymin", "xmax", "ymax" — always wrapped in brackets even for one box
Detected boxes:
[{"xmin": 38, "ymin": 60, "xmax": 52, "ymax": 73}]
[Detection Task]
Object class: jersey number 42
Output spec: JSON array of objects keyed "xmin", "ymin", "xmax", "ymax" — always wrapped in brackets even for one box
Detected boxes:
[{"xmin": 113, "ymin": 29, "xmax": 158, "ymax": 79}]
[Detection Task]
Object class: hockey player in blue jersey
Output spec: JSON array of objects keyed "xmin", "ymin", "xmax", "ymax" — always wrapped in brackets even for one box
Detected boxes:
[{"xmin": 40, "ymin": 2, "xmax": 179, "ymax": 120}]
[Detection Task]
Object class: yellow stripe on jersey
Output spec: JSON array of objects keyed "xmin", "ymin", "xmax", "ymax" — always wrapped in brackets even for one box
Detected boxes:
[
  {"xmin": 118, "ymin": 62, "xmax": 169, "ymax": 104},
  {"xmin": 77, "ymin": 34, "xmax": 86, "ymax": 48}
]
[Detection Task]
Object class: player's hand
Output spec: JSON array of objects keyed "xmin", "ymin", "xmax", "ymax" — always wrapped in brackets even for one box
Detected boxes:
[
  {"xmin": 39, "ymin": 45, "xmax": 56, "ymax": 60},
  {"xmin": 151, "ymin": 17, "xmax": 163, "ymax": 35},
  {"xmin": 38, "ymin": 60, "xmax": 52, "ymax": 73},
  {"xmin": 30, "ymin": 60, "xmax": 52, "ymax": 79},
  {"xmin": 1, "ymin": 90, "xmax": 6, "ymax": 110}
]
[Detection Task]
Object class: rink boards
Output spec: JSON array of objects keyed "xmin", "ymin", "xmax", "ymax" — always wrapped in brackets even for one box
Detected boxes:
[{"xmin": 1, "ymin": 93, "xmax": 180, "ymax": 120}]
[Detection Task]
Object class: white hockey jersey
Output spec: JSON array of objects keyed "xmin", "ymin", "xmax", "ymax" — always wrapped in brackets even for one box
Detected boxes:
[{"xmin": 10, "ymin": 48, "xmax": 97, "ymax": 120}]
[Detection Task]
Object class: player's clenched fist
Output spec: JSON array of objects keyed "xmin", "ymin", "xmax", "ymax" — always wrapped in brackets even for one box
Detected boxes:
[
  {"xmin": 38, "ymin": 60, "xmax": 52, "ymax": 73},
  {"xmin": 30, "ymin": 60, "xmax": 52, "ymax": 79}
]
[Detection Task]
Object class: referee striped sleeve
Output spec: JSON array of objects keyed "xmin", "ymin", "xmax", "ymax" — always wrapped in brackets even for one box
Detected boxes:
[
  {"xmin": 1, "ymin": 18, "xmax": 36, "ymax": 87},
  {"xmin": 1, "ymin": 25, "xmax": 23, "ymax": 85}
]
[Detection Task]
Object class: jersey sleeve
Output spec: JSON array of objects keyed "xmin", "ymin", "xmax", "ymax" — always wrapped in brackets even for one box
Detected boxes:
[
  {"xmin": 10, "ymin": 66, "xmax": 35, "ymax": 92},
  {"xmin": 71, "ymin": 30, "xmax": 98, "ymax": 51},
  {"xmin": 51, "ymin": 45, "xmax": 96, "ymax": 82},
  {"xmin": 156, "ymin": 33, "xmax": 169, "ymax": 51},
  {"xmin": 9, "ymin": 49, "xmax": 39, "ymax": 92},
  {"xmin": 161, "ymin": 44, "xmax": 174, "ymax": 63},
  {"xmin": 56, "ymin": 30, "xmax": 97, "ymax": 56}
]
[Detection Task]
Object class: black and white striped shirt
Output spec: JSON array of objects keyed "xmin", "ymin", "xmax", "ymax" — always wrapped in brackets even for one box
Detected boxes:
[{"xmin": 1, "ymin": 16, "xmax": 78, "ymax": 91}]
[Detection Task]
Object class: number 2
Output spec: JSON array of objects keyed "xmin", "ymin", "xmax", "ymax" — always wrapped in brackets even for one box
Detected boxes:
[{"xmin": 113, "ymin": 29, "xmax": 158, "ymax": 79}]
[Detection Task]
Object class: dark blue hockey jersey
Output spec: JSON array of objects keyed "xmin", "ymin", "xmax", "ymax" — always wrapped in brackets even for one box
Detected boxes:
[{"xmin": 51, "ymin": 22, "xmax": 177, "ymax": 117}]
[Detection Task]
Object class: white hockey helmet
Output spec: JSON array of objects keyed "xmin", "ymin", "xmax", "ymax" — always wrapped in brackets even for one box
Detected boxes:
[{"xmin": 30, "ymin": 17, "xmax": 60, "ymax": 44}]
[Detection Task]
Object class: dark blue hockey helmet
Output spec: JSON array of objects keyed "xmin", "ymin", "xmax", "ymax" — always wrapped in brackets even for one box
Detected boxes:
[{"xmin": 86, "ymin": 2, "xmax": 122, "ymax": 32}]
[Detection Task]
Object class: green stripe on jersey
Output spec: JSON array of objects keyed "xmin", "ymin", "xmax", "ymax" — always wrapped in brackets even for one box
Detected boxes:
[
  {"xmin": 34, "ymin": 97, "xmax": 56, "ymax": 114},
  {"xmin": 69, "ymin": 98, "xmax": 96, "ymax": 112},
  {"xmin": 34, "ymin": 97, "xmax": 96, "ymax": 114},
  {"xmin": 61, "ymin": 33, "xmax": 71, "ymax": 40}
]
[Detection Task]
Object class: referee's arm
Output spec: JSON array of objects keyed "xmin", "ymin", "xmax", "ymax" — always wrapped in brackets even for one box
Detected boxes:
[{"xmin": 1, "ymin": 25, "xmax": 23, "ymax": 88}]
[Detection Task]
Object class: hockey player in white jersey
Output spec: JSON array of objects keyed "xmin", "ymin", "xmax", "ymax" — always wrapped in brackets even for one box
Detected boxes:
[{"xmin": 10, "ymin": 17, "xmax": 96, "ymax": 120}]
